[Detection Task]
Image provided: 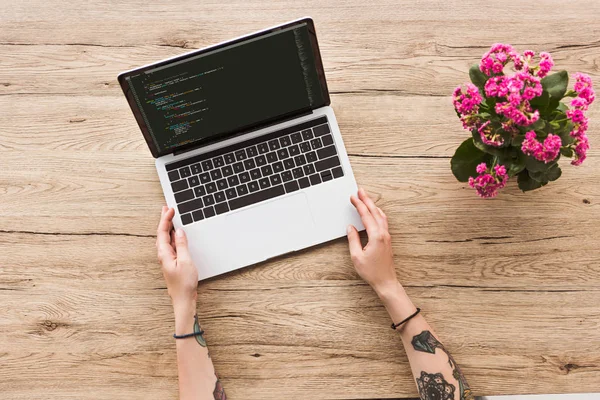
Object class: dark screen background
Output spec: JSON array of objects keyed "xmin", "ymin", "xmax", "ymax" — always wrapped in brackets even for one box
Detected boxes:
[{"xmin": 126, "ymin": 24, "xmax": 325, "ymax": 153}]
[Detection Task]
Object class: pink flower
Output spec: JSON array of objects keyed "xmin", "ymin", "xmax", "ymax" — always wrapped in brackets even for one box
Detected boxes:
[
  {"xmin": 572, "ymin": 134, "xmax": 590, "ymax": 166},
  {"xmin": 453, "ymin": 84, "xmax": 482, "ymax": 115},
  {"xmin": 468, "ymin": 162, "xmax": 509, "ymax": 198},
  {"xmin": 537, "ymin": 52, "xmax": 554, "ymax": 78},
  {"xmin": 478, "ymin": 121, "xmax": 504, "ymax": 147},
  {"xmin": 480, "ymin": 43, "xmax": 520, "ymax": 76},
  {"xmin": 571, "ymin": 97, "xmax": 589, "ymax": 111},
  {"xmin": 485, "ymin": 71, "xmax": 542, "ymax": 126},
  {"xmin": 573, "ymin": 73, "xmax": 595, "ymax": 105},
  {"xmin": 523, "ymin": 50, "xmax": 535, "ymax": 59},
  {"xmin": 521, "ymin": 131, "xmax": 562, "ymax": 163}
]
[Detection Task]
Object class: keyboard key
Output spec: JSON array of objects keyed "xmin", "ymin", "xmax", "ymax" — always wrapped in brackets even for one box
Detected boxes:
[
  {"xmin": 270, "ymin": 174, "xmax": 282, "ymax": 185},
  {"xmin": 257, "ymin": 143, "xmax": 269, "ymax": 154},
  {"xmin": 214, "ymin": 191, "xmax": 226, "ymax": 203},
  {"xmin": 310, "ymin": 138, "xmax": 323, "ymax": 150},
  {"xmin": 236, "ymin": 184, "xmax": 249, "ymax": 196},
  {"xmin": 277, "ymin": 148, "xmax": 289, "ymax": 159},
  {"xmin": 300, "ymin": 142, "xmax": 311, "ymax": 153},
  {"xmin": 213, "ymin": 156, "xmax": 225, "ymax": 168},
  {"xmin": 240, "ymin": 172, "xmax": 251, "ymax": 183},
  {"xmin": 199, "ymin": 172, "xmax": 211, "ymax": 184},
  {"xmin": 298, "ymin": 177, "xmax": 310, "ymax": 188},
  {"xmin": 224, "ymin": 153, "xmax": 236, "ymax": 164},
  {"xmin": 180, "ymin": 166, "xmax": 191, "ymax": 178},
  {"xmin": 273, "ymin": 162, "xmax": 284, "ymax": 173},
  {"xmin": 204, "ymin": 206, "xmax": 216, "ymax": 218},
  {"xmin": 321, "ymin": 134, "xmax": 334, "ymax": 147},
  {"xmin": 321, "ymin": 170, "xmax": 333, "ymax": 182},
  {"xmin": 281, "ymin": 171, "xmax": 293, "ymax": 182},
  {"xmin": 268, "ymin": 139, "xmax": 280, "ymax": 151},
  {"xmin": 210, "ymin": 169, "xmax": 222, "ymax": 180},
  {"xmin": 192, "ymin": 209, "xmax": 204, "ymax": 222},
  {"xmin": 332, "ymin": 166, "xmax": 344, "ymax": 179},
  {"xmin": 227, "ymin": 175, "xmax": 240, "ymax": 187},
  {"xmin": 248, "ymin": 181, "xmax": 260, "ymax": 192},
  {"xmin": 215, "ymin": 202, "xmax": 229, "ymax": 215},
  {"xmin": 233, "ymin": 162, "xmax": 244, "ymax": 173},
  {"xmin": 181, "ymin": 213, "xmax": 193, "ymax": 225},
  {"xmin": 259, "ymin": 177, "xmax": 270, "ymax": 189},
  {"xmin": 244, "ymin": 158, "xmax": 256, "ymax": 170},
  {"xmin": 309, "ymin": 173, "xmax": 322, "ymax": 185},
  {"xmin": 168, "ymin": 170, "xmax": 180, "ymax": 182},
  {"xmin": 266, "ymin": 151, "xmax": 278, "ymax": 163},
  {"xmin": 225, "ymin": 188, "xmax": 237, "ymax": 199},
  {"xmin": 201, "ymin": 160, "xmax": 213, "ymax": 171},
  {"xmin": 279, "ymin": 135, "xmax": 291, "ymax": 147},
  {"xmin": 313, "ymin": 123, "xmax": 331, "ymax": 136},
  {"xmin": 188, "ymin": 176, "xmax": 200, "ymax": 187},
  {"xmin": 317, "ymin": 145, "xmax": 337, "ymax": 160},
  {"xmin": 261, "ymin": 165, "xmax": 273, "ymax": 176},
  {"xmin": 222, "ymin": 165, "xmax": 233, "ymax": 176},
  {"xmin": 302, "ymin": 129, "xmax": 313, "ymax": 140},
  {"xmin": 284, "ymin": 180, "xmax": 300, "ymax": 193},
  {"xmin": 191, "ymin": 163, "xmax": 202, "ymax": 175},
  {"xmin": 283, "ymin": 158, "xmax": 295, "ymax": 170},
  {"xmin": 303, "ymin": 164, "xmax": 316, "ymax": 175},
  {"xmin": 255, "ymin": 155, "xmax": 267, "ymax": 167},
  {"xmin": 178, "ymin": 198, "xmax": 203, "ymax": 214},
  {"xmin": 315, "ymin": 156, "xmax": 341, "ymax": 172},
  {"xmin": 306, "ymin": 151, "xmax": 317, "ymax": 163},
  {"xmin": 235, "ymin": 149, "xmax": 247, "ymax": 161},
  {"xmin": 292, "ymin": 167, "xmax": 304, "ymax": 179},
  {"xmin": 294, "ymin": 154, "xmax": 307, "ymax": 166},
  {"xmin": 203, "ymin": 194, "xmax": 215, "ymax": 206},
  {"xmin": 291, "ymin": 132, "xmax": 302, "ymax": 144},
  {"xmin": 246, "ymin": 146, "xmax": 258, "ymax": 157},
  {"xmin": 175, "ymin": 189, "xmax": 194, "ymax": 203},
  {"xmin": 216, "ymin": 179, "xmax": 228, "ymax": 191},
  {"xmin": 206, "ymin": 182, "xmax": 217, "ymax": 194},
  {"xmin": 194, "ymin": 186, "xmax": 206, "ymax": 197},
  {"xmin": 171, "ymin": 179, "xmax": 188, "ymax": 193},
  {"xmin": 250, "ymin": 168, "xmax": 262, "ymax": 180},
  {"xmin": 229, "ymin": 185, "xmax": 286, "ymax": 211},
  {"xmin": 288, "ymin": 145, "xmax": 300, "ymax": 156}
]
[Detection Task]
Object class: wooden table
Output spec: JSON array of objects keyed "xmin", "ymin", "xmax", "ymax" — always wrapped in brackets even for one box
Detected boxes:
[{"xmin": 2, "ymin": 1, "xmax": 600, "ymax": 399}]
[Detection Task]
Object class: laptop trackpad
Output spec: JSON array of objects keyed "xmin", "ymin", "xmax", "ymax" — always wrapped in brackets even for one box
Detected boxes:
[{"xmin": 226, "ymin": 193, "xmax": 316, "ymax": 264}]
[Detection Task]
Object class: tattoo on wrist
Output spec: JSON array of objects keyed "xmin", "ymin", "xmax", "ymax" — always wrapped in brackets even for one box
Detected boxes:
[
  {"xmin": 193, "ymin": 314, "xmax": 207, "ymax": 347},
  {"xmin": 213, "ymin": 373, "xmax": 227, "ymax": 399},
  {"xmin": 412, "ymin": 330, "xmax": 473, "ymax": 400}
]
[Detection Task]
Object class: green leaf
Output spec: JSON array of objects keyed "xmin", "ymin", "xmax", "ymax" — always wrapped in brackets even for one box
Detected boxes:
[
  {"xmin": 469, "ymin": 64, "xmax": 488, "ymax": 93},
  {"xmin": 560, "ymin": 147, "xmax": 574, "ymax": 157},
  {"xmin": 530, "ymin": 90, "xmax": 549, "ymax": 111},
  {"xmin": 546, "ymin": 164, "xmax": 562, "ymax": 181},
  {"xmin": 541, "ymin": 70, "xmax": 569, "ymax": 100},
  {"xmin": 556, "ymin": 102, "xmax": 568, "ymax": 112},
  {"xmin": 518, "ymin": 170, "xmax": 548, "ymax": 192},
  {"xmin": 507, "ymin": 158, "xmax": 526, "ymax": 177},
  {"xmin": 524, "ymin": 154, "xmax": 557, "ymax": 172},
  {"xmin": 451, "ymin": 138, "xmax": 489, "ymax": 182},
  {"xmin": 529, "ymin": 118, "xmax": 546, "ymax": 132},
  {"xmin": 556, "ymin": 121, "xmax": 575, "ymax": 146}
]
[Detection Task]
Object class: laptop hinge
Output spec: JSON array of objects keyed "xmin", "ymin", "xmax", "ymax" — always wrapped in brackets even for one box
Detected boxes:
[{"xmin": 173, "ymin": 109, "xmax": 314, "ymax": 156}]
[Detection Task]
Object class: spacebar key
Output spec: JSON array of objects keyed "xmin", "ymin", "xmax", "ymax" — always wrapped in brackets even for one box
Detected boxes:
[{"xmin": 228, "ymin": 185, "xmax": 285, "ymax": 211}]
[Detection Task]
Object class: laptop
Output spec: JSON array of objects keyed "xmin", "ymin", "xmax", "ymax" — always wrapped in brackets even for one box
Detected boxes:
[{"xmin": 118, "ymin": 17, "xmax": 364, "ymax": 280}]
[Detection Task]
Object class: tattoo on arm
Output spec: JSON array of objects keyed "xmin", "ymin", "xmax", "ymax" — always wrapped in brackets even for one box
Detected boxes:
[
  {"xmin": 412, "ymin": 331, "xmax": 473, "ymax": 400},
  {"xmin": 192, "ymin": 314, "xmax": 227, "ymax": 399}
]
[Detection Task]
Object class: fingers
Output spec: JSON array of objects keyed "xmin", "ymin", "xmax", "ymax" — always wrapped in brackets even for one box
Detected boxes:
[
  {"xmin": 350, "ymin": 194, "xmax": 379, "ymax": 236},
  {"xmin": 358, "ymin": 188, "xmax": 386, "ymax": 228},
  {"xmin": 174, "ymin": 228, "xmax": 191, "ymax": 261},
  {"xmin": 377, "ymin": 207, "xmax": 388, "ymax": 231},
  {"xmin": 156, "ymin": 207, "xmax": 176, "ymax": 263},
  {"xmin": 346, "ymin": 225, "xmax": 363, "ymax": 260}
]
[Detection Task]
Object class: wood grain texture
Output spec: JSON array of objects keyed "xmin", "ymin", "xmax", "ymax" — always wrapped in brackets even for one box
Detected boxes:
[{"xmin": 1, "ymin": 0, "xmax": 600, "ymax": 399}]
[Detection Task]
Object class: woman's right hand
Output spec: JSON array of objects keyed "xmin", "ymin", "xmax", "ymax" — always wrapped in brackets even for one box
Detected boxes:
[{"xmin": 346, "ymin": 188, "xmax": 400, "ymax": 299}]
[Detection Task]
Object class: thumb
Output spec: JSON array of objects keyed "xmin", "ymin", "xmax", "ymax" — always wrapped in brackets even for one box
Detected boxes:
[
  {"xmin": 346, "ymin": 225, "xmax": 363, "ymax": 259},
  {"xmin": 174, "ymin": 229, "xmax": 191, "ymax": 260}
]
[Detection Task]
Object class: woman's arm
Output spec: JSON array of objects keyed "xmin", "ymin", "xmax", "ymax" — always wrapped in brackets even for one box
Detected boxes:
[
  {"xmin": 347, "ymin": 189, "xmax": 473, "ymax": 400},
  {"xmin": 156, "ymin": 207, "xmax": 227, "ymax": 400}
]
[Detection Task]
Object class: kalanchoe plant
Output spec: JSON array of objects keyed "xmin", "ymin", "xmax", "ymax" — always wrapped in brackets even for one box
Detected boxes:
[{"xmin": 451, "ymin": 43, "xmax": 595, "ymax": 198}]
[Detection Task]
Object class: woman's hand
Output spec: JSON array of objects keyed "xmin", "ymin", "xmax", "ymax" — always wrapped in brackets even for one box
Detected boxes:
[
  {"xmin": 156, "ymin": 206, "xmax": 198, "ymax": 314},
  {"xmin": 346, "ymin": 188, "xmax": 400, "ymax": 299}
]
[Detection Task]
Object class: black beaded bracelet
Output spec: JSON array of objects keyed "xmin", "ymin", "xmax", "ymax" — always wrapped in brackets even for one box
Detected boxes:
[
  {"xmin": 391, "ymin": 308, "xmax": 421, "ymax": 330},
  {"xmin": 173, "ymin": 330, "xmax": 204, "ymax": 339}
]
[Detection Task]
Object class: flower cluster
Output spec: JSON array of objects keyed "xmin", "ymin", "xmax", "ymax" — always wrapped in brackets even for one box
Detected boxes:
[
  {"xmin": 567, "ymin": 73, "xmax": 595, "ymax": 165},
  {"xmin": 521, "ymin": 131, "xmax": 562, "ymax": 163},
  {"xmin": 452, "ymin": 43, "xmax": 595, "ymax": 198},
  {"xmin": 452, "ymin": 84, "xmax": 482, "ymax": 129},
  {"xmin": 468, "ymin": 163, "xmax": 509, "ymax": 198}
]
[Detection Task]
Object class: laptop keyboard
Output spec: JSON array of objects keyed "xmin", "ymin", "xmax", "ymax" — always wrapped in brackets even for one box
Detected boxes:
[{"xmin": 165, "ymin": 116, "xmax": 344, "ymax": 225}]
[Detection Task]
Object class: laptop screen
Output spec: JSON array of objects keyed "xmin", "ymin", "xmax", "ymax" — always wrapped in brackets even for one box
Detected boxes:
[{"xmin": 121, "ymin": 20, "xmax": 328, "ymax": 157}]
